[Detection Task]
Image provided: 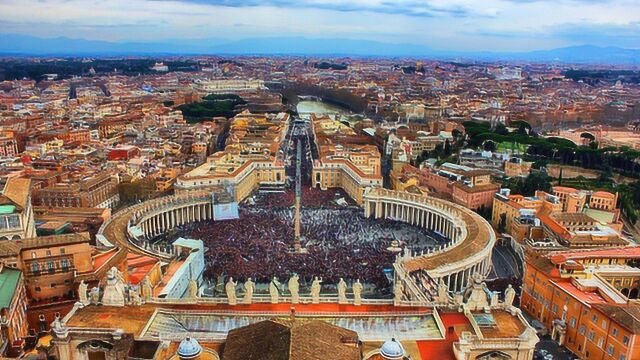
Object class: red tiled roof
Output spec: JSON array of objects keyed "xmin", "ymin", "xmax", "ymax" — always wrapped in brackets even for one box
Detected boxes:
[
  {"xmin": 552, "ymin": 280, "xmax": 607, "ymax": 306},
  {"xmin": 538, "ymin": 214, "xmax": 572, "ymax": 240},
  {"xmin": 92, "ymin": 248, "xmax": 119, "ymax": 272},
  {"xmin": 129, "ymin": 263, "xmax": 156, "ymax": 285},
  {"xmin": 416, "ymin": 312, "xmax": 471, "ymax": 360}
]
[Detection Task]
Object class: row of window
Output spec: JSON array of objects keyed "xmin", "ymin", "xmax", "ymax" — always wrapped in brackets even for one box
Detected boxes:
[
  {"xmin": 31, "ymin": 248, "xmax": 65, "ymax": 259},
  {"xmin": 528, "ymin": 281, "xmax": 631, "ymax": 360},
  {"xmin": 30, "ymin": 258, "xmax": 71, "ymax": 274},
  {"xmin": 34, "ymin": 279, "xmax": 72, "ymax": 291},
  {"xmin": 0, "ymin": 214, "xmax": 21, "ymax": 230}
]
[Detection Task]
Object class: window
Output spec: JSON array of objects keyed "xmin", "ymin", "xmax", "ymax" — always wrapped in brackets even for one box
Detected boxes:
[
  {"xmin": 570, "ymin": 317, "xmax": 576, "ymax": 328},
  {"xmin": 46, "ymin": 250, "xmax": 51, "ymax": 256},
  {"xmin": 612, "ymin": 328, "xmax": 618, "ymax": 337},
  {"xmin": 597, "ymin": 338, "xmax": 604, "ymax": 348},
  {"xmin": 35, "ymin": 286, "xmax": 41, "ymax": 292},
  {"xmin": 623, "ymin": 335, "xmax": 629, "ymax": 345},
  {"xmin": 579, "ymin": 325, "xmax": 586, "ymax": 335},
  {"xmin": 607, "ymin": 345, "xmax": 614, "ymax": 356},
  {"xmin": 602, "ymin": 320, "xmax": 607, "ymax": 329},
  {"xmin": 60, "ymin": 248, "xmax": 65, "ymax": 255},
  {"xmin": 31, "ymin": 252, "xmax": 36, "ymax": 259},
  {"xmin": 552, "ymin": 304, "xmax": 558, "ymax": 313},
  {"xmin": 592, "ymin": 314, "xmax": 598, "ymax": 322},
  {"xmin": 588, "ymin": 331, "xmax": 595, "ymax": 341},
  {"xmin": 619, "ymin": 355, "xmax": 626, "ymax": 360},
  {"xmin": 6, "ymin": 214, "xmax": 20, "ymax": 229}
]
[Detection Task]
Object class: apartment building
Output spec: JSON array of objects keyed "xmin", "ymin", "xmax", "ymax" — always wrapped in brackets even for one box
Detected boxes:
[
  {"xmin": 522, "ymin": 248, "xmax": 640, "ymax": 360},
  {"xmin": 33, "ymin": 171, "xmax": 120, "ymax": 209},
  {"xmin": 0, "ymin": 178, "xmax": 36, "ymax": 240}
]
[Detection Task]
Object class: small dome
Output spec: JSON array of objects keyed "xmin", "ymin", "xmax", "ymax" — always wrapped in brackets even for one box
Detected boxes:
[
  {"xmin": 380, "ymin": 338, "xmax": 405, "ymax": 360},
  {"xmin": 178, "ymin": 337, "xmax": 202, "ymax": 359}
]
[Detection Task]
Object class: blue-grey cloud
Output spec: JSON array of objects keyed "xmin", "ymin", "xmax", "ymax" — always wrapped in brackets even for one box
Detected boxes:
[
  {"xmin": 461, "ymin": 21, "xmax": 640, "ymax": 48},
  {"xmin": 152, "ymin": 0, "xmax": 480, "ymax": 18},
  {"xmin": 1, "ymin": 0, "xmax": 639, "ymax": 52},
  {"xmin": 553, "ymin": 22, "xmax": 640, "ymax": 48}
]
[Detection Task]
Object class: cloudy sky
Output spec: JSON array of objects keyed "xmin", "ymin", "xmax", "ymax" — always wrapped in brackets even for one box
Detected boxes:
[{"xmin": 0, "ymin": 0, "xmax": 638, "ymax": 51}]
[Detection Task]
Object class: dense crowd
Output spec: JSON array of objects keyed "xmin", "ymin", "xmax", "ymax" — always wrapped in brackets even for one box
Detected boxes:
[
  {"xmin": 178, "ymin": 191, "xmax": 444, "ymax": 293},
  {"xmin": 250, "ymin": 187, "xmax": 358, "ymax": 209}
]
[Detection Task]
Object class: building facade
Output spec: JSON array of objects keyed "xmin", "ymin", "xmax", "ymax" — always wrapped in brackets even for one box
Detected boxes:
[
  {"xmin": 521, "ymin": 248, "xmax": 640, "ymax": 360},
  {"xmin": 0, "ymin": 178, "xmax": 36, "ymax": 240},
  {"xmin": 34, "ymin": 171, "xmax": 120, "ymax": 209}
]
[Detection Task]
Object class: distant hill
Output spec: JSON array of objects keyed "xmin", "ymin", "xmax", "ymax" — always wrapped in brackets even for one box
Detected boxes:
[
  {"xmin": 1, "ymin": 34, "xmax": 639, "ymax": 65},
  {"xmin": 0, "ymin": 34, "xmax": 228, "ymax": 56},
  {"xmin": 477, "ymin": 45, "xmax": 640, "ymax": 65}
]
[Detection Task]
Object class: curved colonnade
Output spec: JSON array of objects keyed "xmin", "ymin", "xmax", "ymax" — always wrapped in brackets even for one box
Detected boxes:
[
  {"xmin": 96, "ymin": 191, "xmax": 213, "ymax": 260},
  {"xmin": 96, "ymin": 188, "xmax": 495, "ymax": 305},
  {"xmin": 363, "ymin": 188, "xmax": 496, "ymax": 297}
]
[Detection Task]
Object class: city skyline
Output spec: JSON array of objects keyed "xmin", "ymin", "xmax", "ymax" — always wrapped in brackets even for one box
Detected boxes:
[
  {"xmin": 0, "ymin": 0, "xmax": 639, "ymax": 53},
  {"xmin": 1, "ymin": 2, "xmax": 640, "ymax": 359}
]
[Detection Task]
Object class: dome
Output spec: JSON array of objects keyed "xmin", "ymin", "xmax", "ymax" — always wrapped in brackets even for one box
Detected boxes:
[
  {"xmin": 178, "ymin": 337, "xmax": 202, "ymax": 360},
  {"xmin": 380, "ymin": 338, "xmax": 405, "ymax": 360}
]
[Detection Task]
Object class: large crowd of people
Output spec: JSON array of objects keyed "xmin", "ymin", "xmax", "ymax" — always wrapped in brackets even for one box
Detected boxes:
[{"xmin": 176, "ymin": 191, "xmax": 444, "ymax": 293}]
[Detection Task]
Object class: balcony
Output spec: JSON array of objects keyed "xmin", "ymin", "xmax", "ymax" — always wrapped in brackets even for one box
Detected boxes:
[
  {"xmin": 24, "ymin": 256, "xmax": 76, "ymax": 277},
  {"xmin": 25, "ymin": 265, "xmax": 75, "ymax": 277}
]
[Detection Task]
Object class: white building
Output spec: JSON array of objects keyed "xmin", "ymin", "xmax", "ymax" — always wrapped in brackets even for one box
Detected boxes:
[
  {"xmin": 0, "ymin": 178, "xmax": 36, "ymax": 240},
  {"xmin": 156, "ymin": 238, "xmax": 205, "ymax": 299}
]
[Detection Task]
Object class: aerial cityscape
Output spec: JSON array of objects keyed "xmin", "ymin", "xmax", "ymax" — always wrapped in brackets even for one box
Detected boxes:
[{"xmin": 0, "ymin": 1, "xmax": 640, "ymax": 360}]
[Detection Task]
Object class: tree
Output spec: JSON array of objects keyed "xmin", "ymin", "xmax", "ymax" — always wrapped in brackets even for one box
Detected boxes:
[
  {"xmin": 443, "ymin": 140, "xmax": 452, "ymax": 157},
  {"xmin": 452, "ymin": 129, "xmax": 463, "ymax": 141},
  {"xmin": 558, "ymin": 167, "xmax": 563, "ymax": 185},
  {"xmin": 495, "ymin": 124, "xmax": 509, "ymax": 135},
  {"xmin": 477, "ymin": 205, "xmax": 492, "ymax": 220},
  {"xmin": 520, "ymin": 172, "xmax": 553, "ymax": 196},
  {"xmin": 498, "ymin": 213, "xmax": 507, "ymax": 233},
  {"xmin": 431, "ymin": 144, "xmax": 444, "ymax": 159},
  {"xmin": 484, "ymin": 140, "xmax": 496, "ymax": 152}
]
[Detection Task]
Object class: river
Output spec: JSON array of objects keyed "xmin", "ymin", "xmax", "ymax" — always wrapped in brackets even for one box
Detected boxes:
[{"xmin": 296, "ymin": 100, "xmax": 352, "ymax": 117}]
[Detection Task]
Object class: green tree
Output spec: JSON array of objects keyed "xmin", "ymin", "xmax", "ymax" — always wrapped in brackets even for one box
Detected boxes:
[
  {"xmin": 520, "ymin": 172, "xmax": 553, "ymax": 196},
  {"xmin": 495, "ymin": 124, "xmax": 509, "ymax": 135},
  {"xmin": 498, "ymin": 213, "xmax": 507, "ymax": 233},
  {"xmin": 443, "ymin": 140, "xmax": 452, "ymax": 157},
  {"xmin": 484, "ymin": 140, "xmax": 496, "ymax": 152}
]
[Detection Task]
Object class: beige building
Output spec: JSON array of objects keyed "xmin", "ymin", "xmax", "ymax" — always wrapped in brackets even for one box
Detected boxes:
[
  {"xmin": 0, "ymin": 178, "xmax": 36, "ymax": 240},
  {"xmin": 33, "ymin": 171, "xmax": 120, "ymax": 209},
  {"xmin": 175, "ymin": 112, "xmax": 288, "ymax": 201},
  {"xmin": 493, "ymin": 187, "xmax": 627, "ymax": 250},
  {"xmin": 311, "ymin": 115, "xmax": 383, "ymax": 204},
  {"xmin": 312, "ymin": 144, "xmax": 383, "ymax": 204},
  {"xmin": 0, "ymin": 233, "xmax": 94, "ymax": 302},
  {"xmin": 176, "ymin": 150, "xmax": 285, "ymax": 202},
  {"xmin": 504, "ymin": 158, "xmax": 532, "ymax": 177}
]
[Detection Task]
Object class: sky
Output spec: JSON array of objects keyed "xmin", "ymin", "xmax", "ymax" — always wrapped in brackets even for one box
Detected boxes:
[{"xmin": 0, "ymin": 0, "xmax": 639, "ymax": 52}]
